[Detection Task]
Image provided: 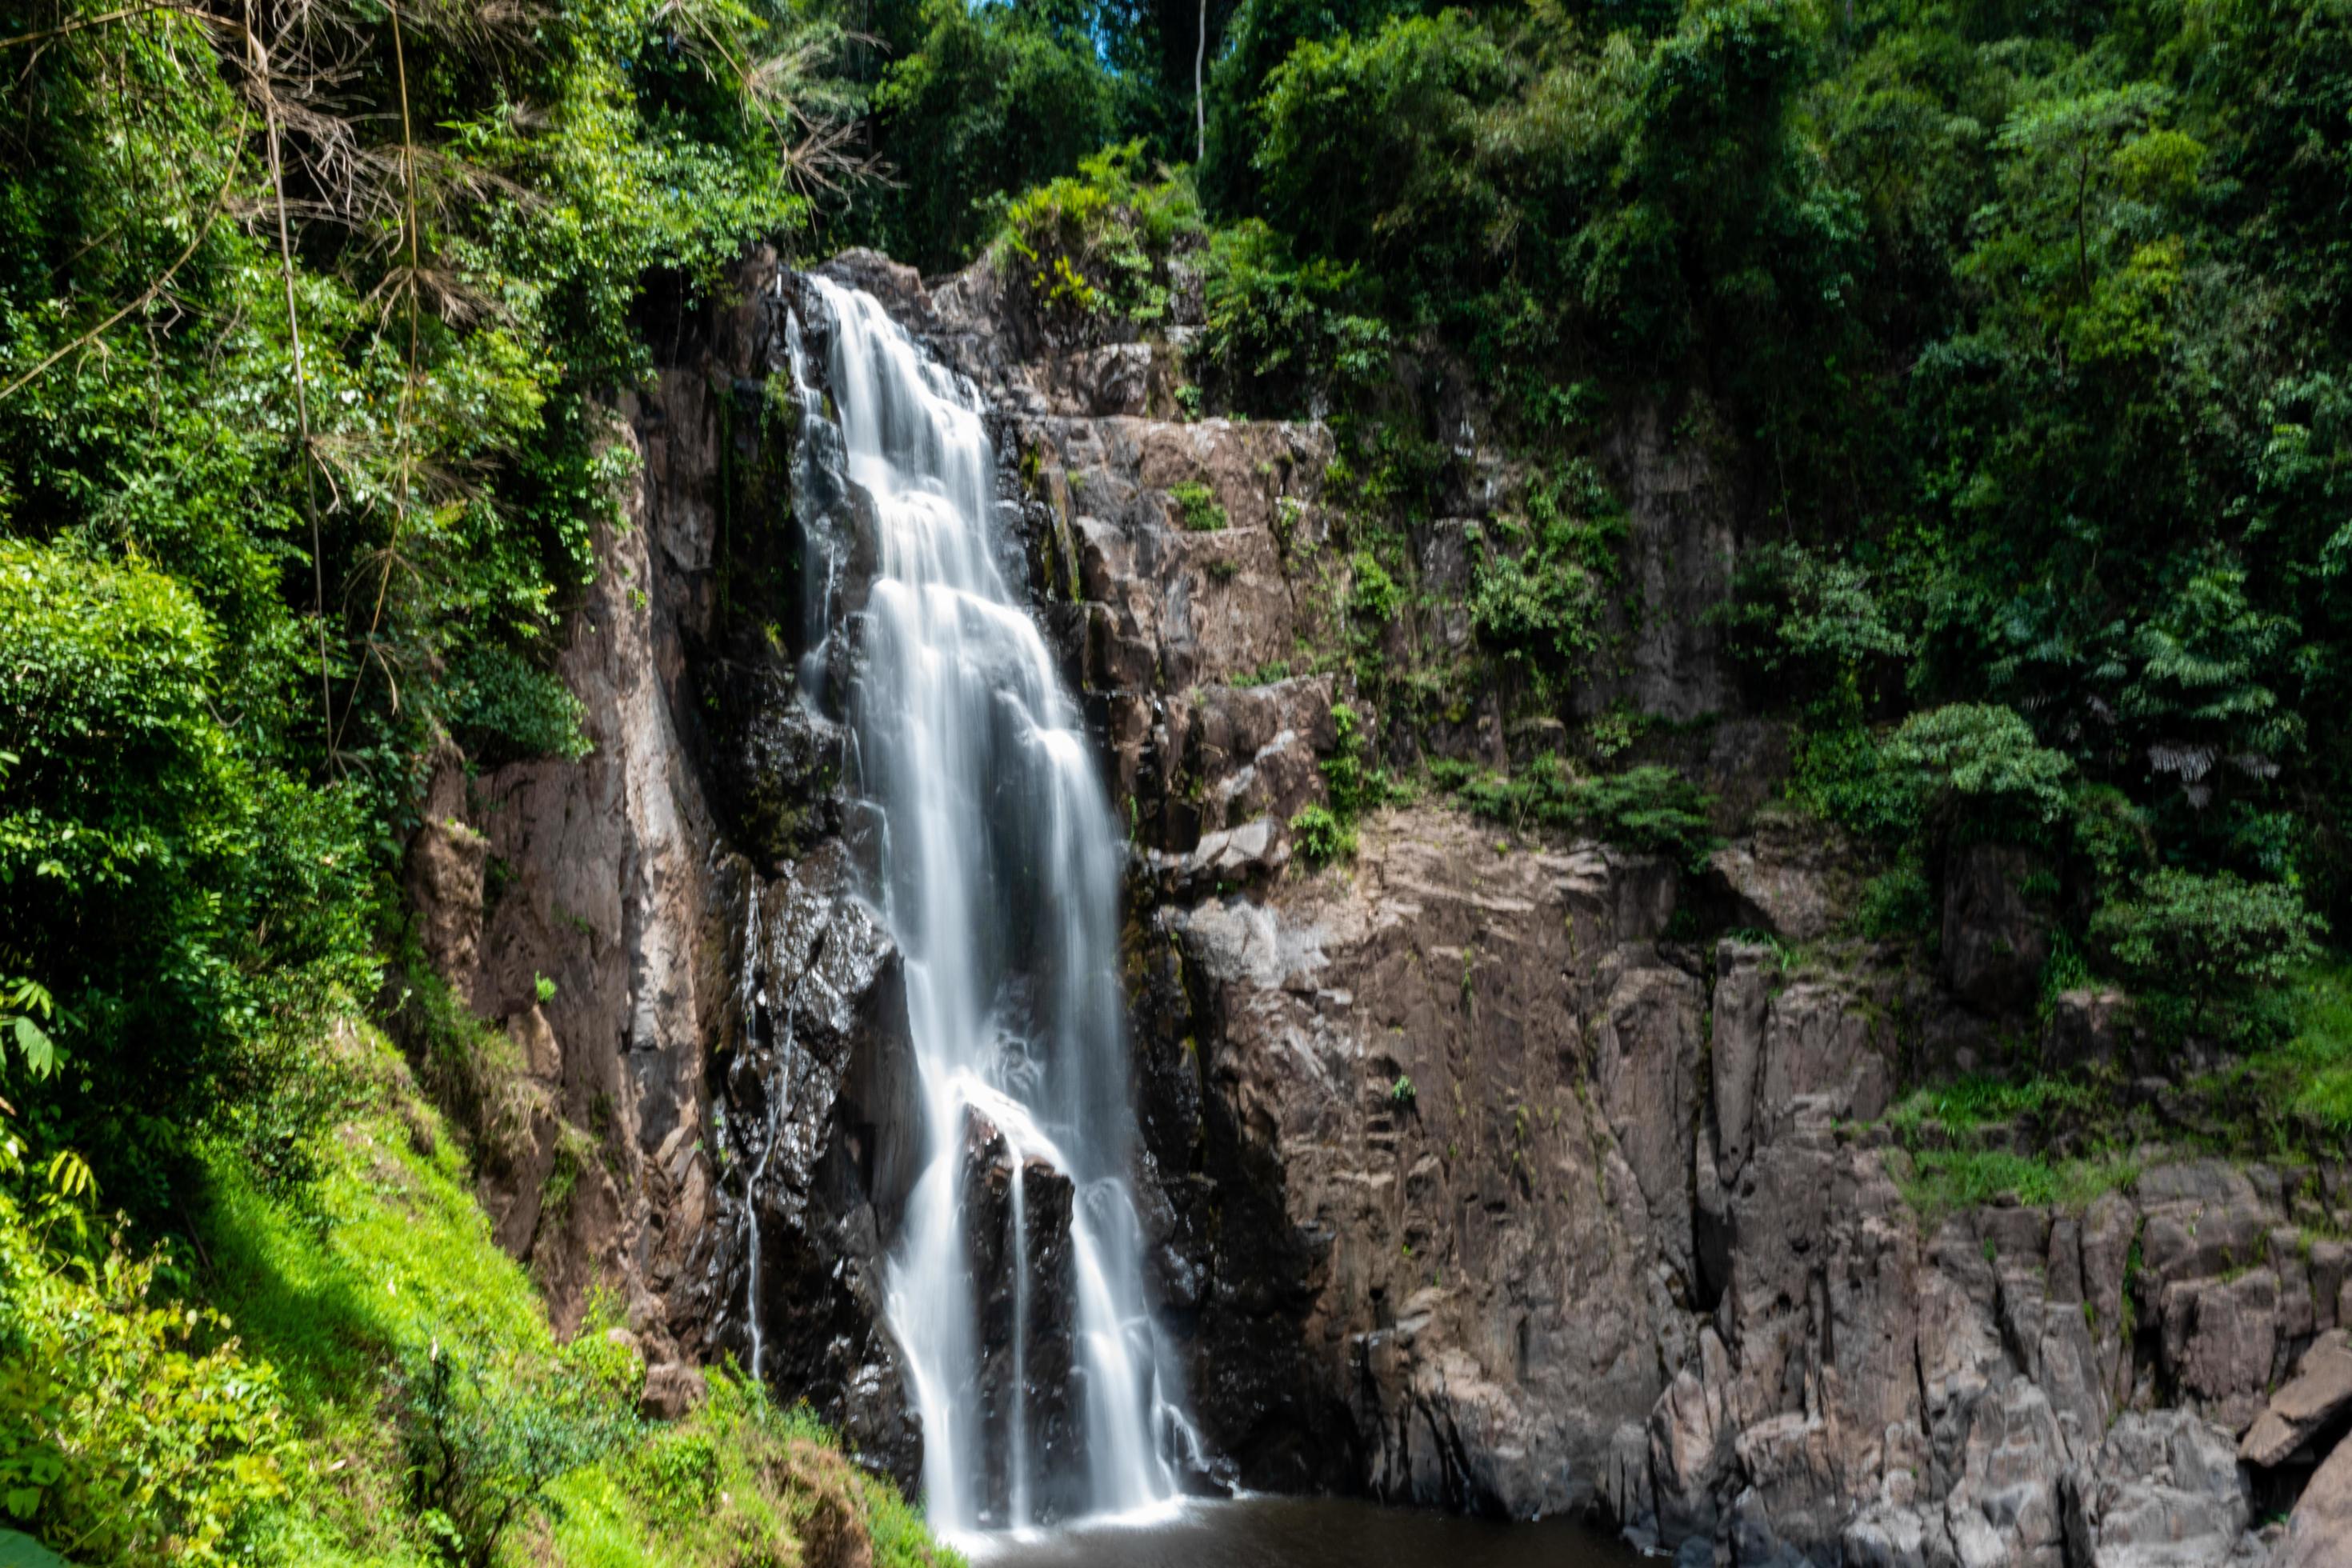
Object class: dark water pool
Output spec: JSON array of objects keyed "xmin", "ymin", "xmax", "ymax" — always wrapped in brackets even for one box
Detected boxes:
[{"xmin": 969, "ymin": 1496, "xmax": 1646, "ymax": 1568}]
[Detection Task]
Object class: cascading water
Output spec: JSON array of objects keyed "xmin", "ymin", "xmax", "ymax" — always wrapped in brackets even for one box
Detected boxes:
[{"xmin": 786, "ymin": 275, "xmax": 1191, "ymax": 1536}]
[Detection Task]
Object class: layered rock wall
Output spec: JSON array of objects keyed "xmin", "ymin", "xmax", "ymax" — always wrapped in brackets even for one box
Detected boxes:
[{"xmin": 400, "ymin": 246, "xmax": 2352, "ymax": 1566}]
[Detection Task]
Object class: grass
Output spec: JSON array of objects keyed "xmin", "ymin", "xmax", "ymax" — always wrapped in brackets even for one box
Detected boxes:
[
  {"xmin": 199, "ymin": 1030, "xmax": 558, "ymax": 1565},
  {"xmin": 179, "ymin": 1025, "xmax": 955, "ymax": 1568},
  {"xmin": 1880, "ymin": 965, "xmax": 2352, "ymax": 1222},
  {"xmin": 1895, "ymin": 1146, "xmax": 2142, "ymax": 1222},
  {"xmin": 546, "ymin": 1378, "xmax": 958, "ymax": 1568},
  {"xmin": 1882, "ymin": 1073, "xmax": 2102, "ymax": 1143},
  {"xmin": 1878, "ymin": 1070, "xmax": 2135, "ymax": 1222},
  {"xmin": 2242, "ymin": 962, "xmax": 2352, "ymax": 1138}
]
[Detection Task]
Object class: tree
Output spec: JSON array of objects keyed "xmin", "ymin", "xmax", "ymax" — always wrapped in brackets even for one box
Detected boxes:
[{"xmin": 2090, "ymin": 870, "xmax": 2322, "ymax": 1031}]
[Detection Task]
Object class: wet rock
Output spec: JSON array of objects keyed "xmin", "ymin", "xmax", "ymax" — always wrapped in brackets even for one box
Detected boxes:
[
  {"xmin": 962, "ymin": 1109, "xmax": 1082, "ymax": 1523},
  {"xmin": 1149, "ymin": 816, "xmax": 1292, "ymax": 897}
]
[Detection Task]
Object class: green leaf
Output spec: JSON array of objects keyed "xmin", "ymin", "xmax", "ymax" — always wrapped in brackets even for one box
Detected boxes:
[{"xmin": 10, "ymin": 1018, "xmax": 53, "ymax": 1079}]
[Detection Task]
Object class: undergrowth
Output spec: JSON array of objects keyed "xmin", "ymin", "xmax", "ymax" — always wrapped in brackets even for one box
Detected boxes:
[{"xmin": 0, "ymin": 1026, "xmax": 954, "ymax": 1568}]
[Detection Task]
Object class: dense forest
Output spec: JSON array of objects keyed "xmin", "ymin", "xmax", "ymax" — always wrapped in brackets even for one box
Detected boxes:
[{"xmin": 3, "ymin": 0, "xmax": 2350, "ymax": 1559}]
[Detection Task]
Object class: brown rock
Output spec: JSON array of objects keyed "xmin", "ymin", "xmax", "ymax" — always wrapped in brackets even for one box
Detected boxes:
[
  {"xmin": 2242, "ymin": 1330, "xmax": 2352, "ymax": 1468},
  {"xmin": 2275, "ymin": 1427, "xmax": 2352, "ymax": 1568},
  {"xmin": 2160, "ymin": 1270, "xmax": 2280, "ymax": 1433},
  {"xmin": 641, "ymin": 1361, "xmax": 709, "ymax": 1420},
  {"xmin": 404, "ymin": 803, "xmax": 488, "ymax": 1006}
]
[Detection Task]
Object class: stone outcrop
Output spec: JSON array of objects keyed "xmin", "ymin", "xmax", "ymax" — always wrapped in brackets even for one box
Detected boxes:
[
  {"xmin": 396, "ymin": 242, "xmax": 2352, "ymax": 1566},
  {"xmin": 397, "ymin": 250, "xmax": 924, "ymax": 1482},
  {"xmin": 826, "ymin": 258, "xmax": 2352, "ymax": 1561}
]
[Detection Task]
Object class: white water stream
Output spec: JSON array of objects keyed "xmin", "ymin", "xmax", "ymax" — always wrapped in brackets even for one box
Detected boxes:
[{"xmin": 790, "ymin": 276, "xmax": 1191, "ymax": 1536}]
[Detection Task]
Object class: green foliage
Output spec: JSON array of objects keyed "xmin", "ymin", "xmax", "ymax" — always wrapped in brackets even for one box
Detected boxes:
[
  {"xmin": 1469, "ymin": 462, "xmax": 1628, "ymax": 683},
  {"xmin": 1001, "ymin": 142, "xmax": 1202, "ymax": 330},
  {"xmin": 1880, "ymin": 703, "xmax": 2074, "ymax": 847},
  {"xmin": 0, "ymin": 979, "xmax": 58, "ymax": 1083},
  {"xmin": 1881, "ymin": 1073, "xmax": 2138, "ymax": 1219},
  {"xmin": 1318, "ymin": 703, "xmax": 1387, "ymax": 820},
  {"xmin": 1447, "ymin": 757, "xmax": 1719, "ymax": 869},
  {"xmin": 0, "ymin": 0, "xmax": 842, "ymax": 1210},
  {"xmin": 1289, "ymin": 701, "xmax": 1394, "ymax": 866},
  {"xmin": 547, "ymin": 1373, "xmax": 962, "ymax": 1568},
  {"xmin": 0, "ymin": 1140, "xmax": 290, "ymax": 1566},
  {"xmin": 1194, "ymin": 222, "xmax": 1393, "ymax": 414},
  {"xmin": 2241, "ymin": 966, "xmax": 2352, "ymax": 1140},
  {"xmin": 1289, "ymin": 804, "xmax": 1358, "ymax": 866},
  {"xmin": 445, "ymin": 648, "xmax": 594, "ymax": 769},
  {"xmin": 866, "ymin": 0, "xmax": 1123, "ymax": 270},
  {"xmin": 399, "ymin": 1339, "xmax": 638, "ymax": 1568},
  {"xmin": 1897, "ymin": 1146, "xmax": 2141, "ymax": 1221},
  {"xmin": 1718, "ymin": 541, "xmax": 1909, "ymax": 714},
  {"xmin": 1854, "ymin": 856, "xmax": 1936, "ymax": 943},
  {"xmin": 2090, "ymin": 870, "xmax": 2324, "ymax": 1030},
  {"xmin": 1168, "ymin": 482, "xmax": 1229, "ymax": 532},
  {"xmin": 186, "ymin": 1026, "xmax": 956, "ymax": 1567},
  {"xmin": 0, "ymin": 539, "xmax": 374, "ymax": 1208}
]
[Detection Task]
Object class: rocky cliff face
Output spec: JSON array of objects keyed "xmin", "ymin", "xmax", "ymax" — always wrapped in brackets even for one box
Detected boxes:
[
  {"xmin": 402, "ymin": 246, "xmax": 2352, "ymax": 1566},
  {"xmin": 400, "ymin": 254, "xmax": 920, "ymax": 1474}
]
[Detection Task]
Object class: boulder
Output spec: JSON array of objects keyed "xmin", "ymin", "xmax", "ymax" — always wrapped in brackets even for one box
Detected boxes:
[
  {"xmin": 2242, "ymin": 1331, "xmax": 2352, "ymax": 1469},
  {"xmin": 2274, "ymin": 1427, "xmax": 2352, "ymax": 1568},
  {"xmin": 2160, "ymin": 1270, "xmax": 2279, "ymax": 1434},
  {"xmin": 2065, "ymin": 1410, "xmax": 2252, "ymax": 1568},
  {"xmin": 641, "ymin": 1361, "xmax": 710, "ymax": 1420}
]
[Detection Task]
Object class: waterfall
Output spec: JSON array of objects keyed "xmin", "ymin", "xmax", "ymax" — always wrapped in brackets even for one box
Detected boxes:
[{"xmin": 788, "ymin": 275, "xmax": 1187, "ymax": 1535}]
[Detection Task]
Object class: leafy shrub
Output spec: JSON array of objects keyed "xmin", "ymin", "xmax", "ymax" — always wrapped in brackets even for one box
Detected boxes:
[
  {"xmin": 0, "ymin": 1153, "xmax": 290, "ymax": 1566},
  {"xmin": 1855, "ymin": 857, "xmax": 1937, "ymax": 942},
  {"xmin": 1717, "ymin": 541, "xmax": 1910, "ymax": 714},
  {"xmin": 1348, "ymin": 550, "xmax": 1402, "ymax": 625},
  {"xmin": 1168, "ymin": 482, "xmax": 1228, "ymax": 533},
  {"xmin": 0, "ymin": 541, "xmax": 373, "ymax": 1206},
  {"xmin": 869, "ymin": 0, "xmax": 1121, "ymax": 270},
  {"xmin": 1449, "ymin": 758, "xmax": 1720, "ymax": 869},
  {"xmin": 1289, "ymin": 702, "xmax": 1394, "ymax": 866},
  {"xmin": 445, "ymin": 644, "xmax": 593, "ymax": 769},
  {"xmin": 2090, "ymin": 869, "xmax": 2324, "ymax": 1031},
  {"xmin": 1000, "ymin": 142, "xmax": 1202, "ymax": 332},
  {"xmin": 1469, "ymin": 462, "xmax": 1627, "ymax": 683},
  {"xmin": 1290, "ymin": 804, "xmax": 1357, "ymax": 866},
  {"xmin": 1881, "ymin": 703, "xmax": 2074, "ymax": 846},
  {"xmin": 1319, "ymin": 703, "xmax": 1385, "ymax": 819},
  {"xmin": 1195, "ymin": 220, "xmax": 1392, "ymax": 414},
  {"xmin": 399, "ymin": 1338, "xmax": 638, "ymax": 1568}
]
